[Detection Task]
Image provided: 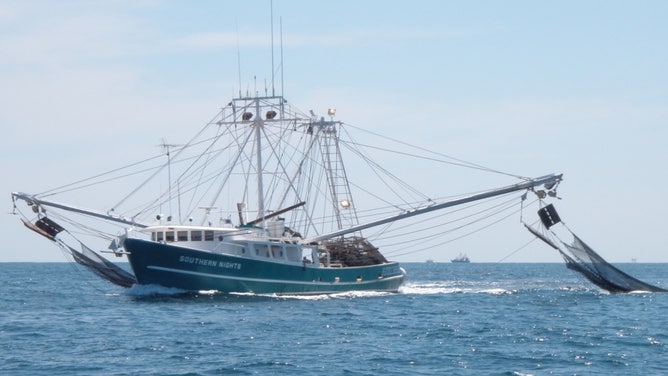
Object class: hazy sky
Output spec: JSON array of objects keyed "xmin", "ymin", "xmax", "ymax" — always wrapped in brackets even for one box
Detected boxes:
[{"xmin": 2, "ymin": 1, "xmax": 667, "ymax": 263}]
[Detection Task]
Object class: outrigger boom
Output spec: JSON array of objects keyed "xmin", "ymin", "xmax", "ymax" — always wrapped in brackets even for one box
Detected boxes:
[
  {"xmin": 300, "ymin": 173, "xmax": 562, "ymax": 243},
  {"xmin": 11, "ymin": 192, "xmax": 149, "ymax": 228},
  {"xmin": 13, "ymin": 173, "xmax": 561, "ymax": 241}
]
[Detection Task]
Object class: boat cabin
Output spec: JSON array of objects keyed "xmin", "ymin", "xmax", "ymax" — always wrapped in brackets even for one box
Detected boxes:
[
  {"xmin": 143, "ymin": 225, "xmax": 317, "ymax": 264},
  {"xmin": 147, "ymin": 225, "xmax": 238, "ymax": 243}
]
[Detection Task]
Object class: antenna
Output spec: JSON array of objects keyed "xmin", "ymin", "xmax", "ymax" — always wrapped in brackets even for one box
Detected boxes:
[
  {"xmin": 280, "ymin": 16, "xmax": 284, "ymax": 99},
  {"xmin": 158, "ymin": 138, "xmax": 182, "ymax": 222},
  {"xmin": 235, "ymin": 20, "xmax": 242, "ymax": 97},
  {"xmin": 270, "ymin": 0, "xmax": 275, "ymax": 96}
]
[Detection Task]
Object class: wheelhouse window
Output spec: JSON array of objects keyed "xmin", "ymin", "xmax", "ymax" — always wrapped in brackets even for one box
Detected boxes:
[
  {"xmin": 177, "ymin": 231, "xmax": 188, "ymax": 241},
  {"xmin": 191, "ymin": 230, "xmax": 202, "ymax": 241},
  {"xmin": 271, "ymin": 245, "xmax": 283, "ymax": 258},
  {"xmin": 156, "ymin": 232, "xmax": 164, "ymax": 242},
  {"xmin": 165, "ymin": 231, "xmax": 175, "ymax": 242},
  {"xmin": 204, "ymin": 230, "xmax": 214, "ymax": 241}
]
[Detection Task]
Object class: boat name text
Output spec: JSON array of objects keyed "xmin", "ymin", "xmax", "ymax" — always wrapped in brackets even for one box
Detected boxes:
[{"xmin": 179, "ymin": 256, "xmax": 242, "ymax": 270}]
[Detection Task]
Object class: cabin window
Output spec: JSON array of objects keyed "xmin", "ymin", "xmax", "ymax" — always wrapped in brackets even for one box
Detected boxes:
[
  {"xmin": 177, "ymin": 231, "xmax": 188, "ymax": 241},
  {"xmin": 156, "ymin": 232, "xmax": 164, "ymax": 242},
  {"xmin": 255, "ymin": 245, "xmax": 269, "ymax": 257},
  {"xmin": 204, "ymin": 230, "xmax": 214, "ymax": 241},
  {"xmin": 151, "ymin": 232, "xmax": 156, "ymax": 241},
  {"xmin": 165, "ymin": 231, "xmax": 175, "ymax": 242},
  {"xmin": 271, "ymin": 245, "xmax": 283, "ymax": 258},
  {"xmin": 191, "ymin": 231, "xmax": 202, "ymax": 241}
]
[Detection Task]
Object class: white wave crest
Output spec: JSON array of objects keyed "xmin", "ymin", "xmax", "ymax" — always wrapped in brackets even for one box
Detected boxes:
[
  {"xmin": 232, "ymin": 290, "xmax": 395, "ymax": 300},
  {"xmin": 399, "ymin": 282, "xmax": 514, "ymax": 295}
]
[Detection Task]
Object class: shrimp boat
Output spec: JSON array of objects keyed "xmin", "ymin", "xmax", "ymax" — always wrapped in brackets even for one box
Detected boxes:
[
  {"xmin": 11, "ymin": 93, "xmax": 562, "ymax": 294},
  {"xmin": 451, "ymin": 253, "xmax": 471, "ymax": 263}
]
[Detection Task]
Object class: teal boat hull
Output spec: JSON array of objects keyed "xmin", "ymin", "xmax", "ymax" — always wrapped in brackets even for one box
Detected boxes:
[{"xmin": 125, "ymin": 238, "xmax": 405, "ymax": 294}]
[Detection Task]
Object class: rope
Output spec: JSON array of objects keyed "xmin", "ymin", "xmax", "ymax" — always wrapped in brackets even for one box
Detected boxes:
[{"xmin": 496, "ymin": 237, "xmax": 538, "ymax": 263}]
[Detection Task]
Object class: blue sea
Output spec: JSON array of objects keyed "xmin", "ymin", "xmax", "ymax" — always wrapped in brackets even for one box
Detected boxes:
[{"xmin": 2, "ymin": 262, "xmax": 668, "ymax": 375}]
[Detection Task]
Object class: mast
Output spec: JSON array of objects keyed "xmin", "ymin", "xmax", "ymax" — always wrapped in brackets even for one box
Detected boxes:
[
  {"xmin": 322, "ymin": 122, "xmax": 343, "ymax": 230},
  {"xmin": 318, "ymin": 117, "xmax": 358, "ymax": 231},
  {"xmin": 254, "ymin": 98, "xmax": 266, "ymax": 224}
]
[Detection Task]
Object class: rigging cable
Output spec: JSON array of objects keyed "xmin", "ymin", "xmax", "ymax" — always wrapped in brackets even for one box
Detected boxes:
[
  {"xmin": 385, "ymin": 197, "xmax": 536, "ymax": 258},
  {"xmin": 343, "ymin": 122, "xmax": 528, "ymax": 180},
  {"xmin": 110, "ymin": 111, "xmax": 223, "ymax": 211},
  {"xmin": 371, "ymin": 194, "xmax": 522, "ymax": 244}
]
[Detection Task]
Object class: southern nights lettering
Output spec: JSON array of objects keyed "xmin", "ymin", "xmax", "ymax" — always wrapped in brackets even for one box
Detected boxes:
[{"xmin": 179, "ymin": 255, "xmax": 241, "ymax": 270}]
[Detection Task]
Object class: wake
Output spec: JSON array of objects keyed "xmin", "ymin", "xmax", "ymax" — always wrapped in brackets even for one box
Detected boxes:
[{"xmin": 400, "ymin": 281, "xmax": 515, "ymax": 295}]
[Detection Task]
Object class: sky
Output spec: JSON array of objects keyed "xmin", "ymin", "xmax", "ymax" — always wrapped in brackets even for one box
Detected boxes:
[{"xmin": 2, "ymin": 0, "xmax": 667, "ymax": 263}]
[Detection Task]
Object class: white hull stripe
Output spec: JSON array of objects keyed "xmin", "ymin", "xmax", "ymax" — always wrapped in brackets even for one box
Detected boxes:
[{"xmin": 147, "ymin": 265, "xmax": 404, "ymax": 287}]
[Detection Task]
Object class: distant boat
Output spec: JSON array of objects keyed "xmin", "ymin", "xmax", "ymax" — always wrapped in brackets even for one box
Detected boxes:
[{"xmin": 451, "ymin": 253, "xmax": 471, "ymax": 263}]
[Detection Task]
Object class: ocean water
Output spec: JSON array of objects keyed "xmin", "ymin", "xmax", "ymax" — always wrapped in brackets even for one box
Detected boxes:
[{"xmin": 2, "ymin": 262, "xmax": 668, "ymax": 375}]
